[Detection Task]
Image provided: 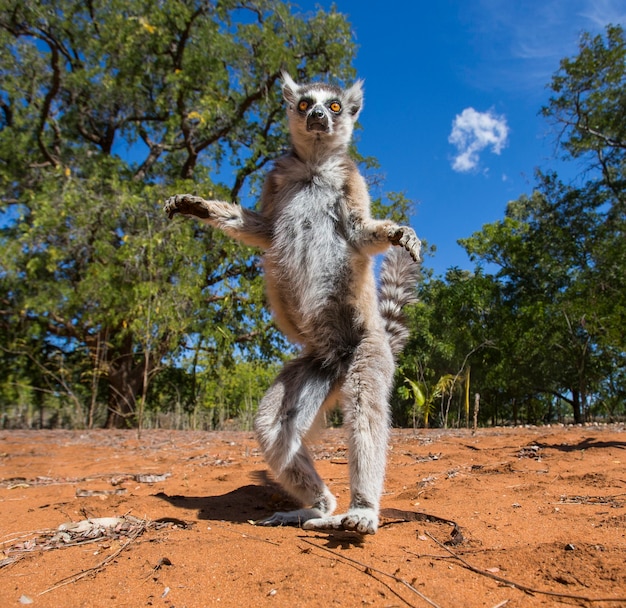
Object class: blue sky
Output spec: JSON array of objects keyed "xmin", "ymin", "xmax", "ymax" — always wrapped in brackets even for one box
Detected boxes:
[{"xmin": 313, "ymin": 0, "xmax": 626, "ymax": 276}]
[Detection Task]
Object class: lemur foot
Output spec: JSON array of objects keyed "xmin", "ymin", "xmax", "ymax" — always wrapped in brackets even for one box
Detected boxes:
[
  {"xmin": 302, "ymin": 507, "xmax": 379, "ymax": 535},
  {"xmin": 389, "ymin": 226, "xmax": 421, "ymax": 263},
  {"xmin": 256, "ymin": 508, "xmax": 326, "ymax": 528},
  {"xmin": 163, "ymin": 194, "xmax": 211, "ymax": 220}
]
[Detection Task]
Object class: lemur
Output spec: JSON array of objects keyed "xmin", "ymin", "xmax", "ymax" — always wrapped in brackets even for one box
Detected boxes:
[{"xmin": 164, "ymin": 72, "xmax": 421, "ymax": 534}]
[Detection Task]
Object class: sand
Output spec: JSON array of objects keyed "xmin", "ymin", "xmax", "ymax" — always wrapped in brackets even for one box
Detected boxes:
[{"xmin": 1, "ymin": 424, "xmax": 625, "ymax": 607}]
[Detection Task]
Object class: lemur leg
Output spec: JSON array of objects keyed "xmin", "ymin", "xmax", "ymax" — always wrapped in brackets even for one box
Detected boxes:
[
  {"xmin": 303, "ymin": 333, "xmax": 394, "ymax": 534},
  {"xmin": 163, "ymin": 194, "xmax": 271, "ymax": 249},
  {"xmin": 255, "ymin": 354, "xmax": 340, "ymax": 527}
]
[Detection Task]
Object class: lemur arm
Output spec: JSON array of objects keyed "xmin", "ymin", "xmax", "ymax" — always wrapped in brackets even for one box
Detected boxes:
[
  {"xmin": 163, "ymin": 194, "xmax": 272, "ymax": 250},
  {"xmin": 351, "ymin": 217, "xmax": 422, "ymax": 263},
  {"xmin": 343, "ymin": 168, "xmax": 421, "ymax": 262}
]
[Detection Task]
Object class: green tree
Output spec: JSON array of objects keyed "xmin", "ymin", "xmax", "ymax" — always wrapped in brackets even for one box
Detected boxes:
[
  {"xmin": 0, "ymin": 0, "xmax": 357, "ymax": 427},
  {"xmin": 396, "ymin": 268, "xmax": 497, "ymax": 427},
  {"xmin": 542, "ymin": 24, "xmax": 626, "ymax": 362},
  {"xmin": 462, "ymin": 183, "xmax": 606, "ymax": 422},
  {"xmin": 544, "ymin": 25, "xmax": 626, "ymax": 206},
  {"xmin": 459, "ymin": 25, "xmax": 626, "ymax": 423}
]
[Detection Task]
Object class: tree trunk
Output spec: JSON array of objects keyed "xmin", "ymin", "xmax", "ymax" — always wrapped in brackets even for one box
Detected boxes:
[
  {"xmin": 104, "ymin": 335, "xmax": 146, "ymax": 429},
  {"xmin": 571, "ymin": 389, "xmax": 582, "ymax": 424}
]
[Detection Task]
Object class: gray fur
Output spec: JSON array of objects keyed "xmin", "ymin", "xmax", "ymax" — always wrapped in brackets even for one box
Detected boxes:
[
  {"xmin": 164, "ymin": 72, "xmax": 421, "ymax": 534},
  {"xmin": 379, "ymin": 248, "xmax": 420, "ymax": 355}
]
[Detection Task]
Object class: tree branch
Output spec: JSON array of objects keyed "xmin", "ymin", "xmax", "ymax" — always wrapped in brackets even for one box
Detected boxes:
[
  {"xmin": 180, "ymin": 71, "xmax": 283, "ymax": 179},
  {"xmin": 37, "ymin": 43, "xmax": 62, "ymax": 167},
  {"xmin": 230, "ymin": 107, "xmax": 282, "ymax": 202},
  {"xmin": 133, "ymin": 138, "xmax": 164, "ymax": 181},
  {"xmin": 534, "ymin": 387, "xmax": 574, "ymax": 406},
  {"xmin": 0, "ymin": 97, "xmax": 13, "ymax": 127},
  {"xmin": 577, "ymin": 122, "xmax": 626, "ymax": 150}
]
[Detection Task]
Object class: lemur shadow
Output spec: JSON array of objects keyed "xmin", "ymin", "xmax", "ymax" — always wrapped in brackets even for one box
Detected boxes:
[
  {"xmin": 298, "ymin": 532, "xmax": 365, "ymax": 549},
  {"xmin": 154, "ymin": 470, "xmax": 296, "ymax": 524},
  {"xmin": 153, "ymin": 470, "xmax": 366, "ymax": 547},
  {"xmin": 535, "ymin": 437, "xmax": 626, "ymax": 452}
]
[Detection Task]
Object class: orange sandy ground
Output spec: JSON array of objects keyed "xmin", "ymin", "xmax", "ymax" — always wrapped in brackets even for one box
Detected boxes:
[{"xmin": 1, "ymin": 425, "xmax": 625, "ymax": 608}]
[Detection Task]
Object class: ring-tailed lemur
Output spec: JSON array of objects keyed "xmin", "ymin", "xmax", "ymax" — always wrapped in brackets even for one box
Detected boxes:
[{"xmin": 164, "ymin": 72, "xmax": 421, "ymax": 534}]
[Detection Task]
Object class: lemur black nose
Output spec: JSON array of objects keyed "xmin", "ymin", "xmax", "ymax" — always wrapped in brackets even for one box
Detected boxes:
[{"xmin": 306, "ymin": 106, "xmax": 329, "ymax": 132}]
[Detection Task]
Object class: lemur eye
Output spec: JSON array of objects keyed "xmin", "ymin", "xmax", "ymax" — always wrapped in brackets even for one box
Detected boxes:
[
  {"xmin": 298, "ymin": 100, "xmax": 309, "ymax": 112},
  {"xmin": 329, "ymin": 101, "xmax": 342, "ymax": 113}
]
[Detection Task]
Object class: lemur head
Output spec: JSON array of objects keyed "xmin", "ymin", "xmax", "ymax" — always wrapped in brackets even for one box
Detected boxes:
[{"xmin": 281, "ymin": 72, "xmax": 363, "ymax": 155}]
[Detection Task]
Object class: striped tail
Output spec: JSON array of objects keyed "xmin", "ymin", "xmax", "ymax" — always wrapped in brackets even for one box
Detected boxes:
[{"xmin": 378, "ymin": 247, "xmax": 420, "ymax": 356}]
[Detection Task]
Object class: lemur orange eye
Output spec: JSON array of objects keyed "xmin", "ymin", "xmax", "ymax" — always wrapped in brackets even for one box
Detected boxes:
[
  {"xmin": 329, "ymin": 101, "xmax": 342, "ymax": 113},
  {"xmin": 298, "ymin": 100, "xmax": 309, "ymax": 112}
]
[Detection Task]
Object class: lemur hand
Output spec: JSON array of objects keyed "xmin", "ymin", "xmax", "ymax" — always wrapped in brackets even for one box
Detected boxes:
[
  {"xmin": 388, "ymin": 226, "xmax": 421, "ymax": 263},
  {"xmin": 163, "ymin": 194, "xmax": 211, "ymax": 220}
]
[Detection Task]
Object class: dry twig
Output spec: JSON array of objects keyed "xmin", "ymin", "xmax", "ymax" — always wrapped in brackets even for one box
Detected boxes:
[
  {"xmin": 381, "ymin": 507, "xmax": 464, "ymax": 545},
  {"xmin": 300, "ymin": 538, "xmax": 441, "ymax": 608},
  {"xmin": 425, "ymin": 532, "xmax": 626, "ymax": 604},
  {"xmin": 38, "ymin": 522, "xmax": 147, "ymax": 595}
]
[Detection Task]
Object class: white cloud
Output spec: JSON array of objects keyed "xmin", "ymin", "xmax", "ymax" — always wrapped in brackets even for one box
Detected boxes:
[{"xmin": 448, "ymin": 107, "xmax": 509, "ymax": 172}]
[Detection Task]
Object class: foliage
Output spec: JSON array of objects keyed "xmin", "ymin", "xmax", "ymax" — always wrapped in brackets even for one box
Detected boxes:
[
  {"xmin": 3, "ymin": 5, "xmax": 623, "ymax": 430},
  {"xmin": 0, "ymin": 0, "xmax": 357, "ymax": 427},
  {"xmin": 399, "ymin": 25, "xmax": 625, "ymax": 426},
  {"xmin": 543, "ymin": 24, "xmax": 626, "ymax": 201},
  {"xmin": 146, "ymin": 357, "xmax": 281, "ymax": 430},
  {"xmin": 395, "ymin": 267, "xmax": 498, "ymax": 427}
]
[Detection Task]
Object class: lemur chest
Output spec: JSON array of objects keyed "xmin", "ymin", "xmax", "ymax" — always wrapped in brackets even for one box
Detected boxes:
[
  {"xmin": 263, "ymin": 171, "xmax": 363, "ymax": 340},
  {"xmin": 273, "ymin": 180, "xmax": 350, "ymax": 254}
]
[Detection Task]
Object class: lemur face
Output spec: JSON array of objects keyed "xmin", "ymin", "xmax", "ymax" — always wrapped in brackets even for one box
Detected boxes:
[{"xmin": 281, "ymin": 72, "xmax": 363, "ymax": 146}]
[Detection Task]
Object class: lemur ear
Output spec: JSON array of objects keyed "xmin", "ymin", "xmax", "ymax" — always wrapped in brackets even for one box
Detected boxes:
[
  {"xmin": 344, "ymin": 79, "xmax": 364, "ymax": 118},
  {"xmin": 281, "ymin": 71, "xmax": 299, "ymax": 108}
]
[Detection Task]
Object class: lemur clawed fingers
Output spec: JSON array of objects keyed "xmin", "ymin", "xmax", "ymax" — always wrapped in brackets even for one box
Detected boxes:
[
  {"xmin": 163, "ymin": 196, "xmax": 179, "ymax": 219},
  {"xmin": 388, "ymin": 226, "xmax": 422, "ymax": 263},
  {"xmin": 163, "ymin": 194, "xmax": 211, "ymax": 220}
]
